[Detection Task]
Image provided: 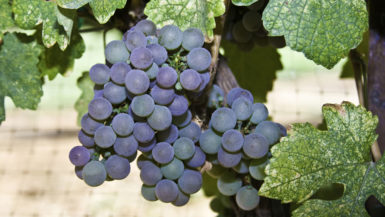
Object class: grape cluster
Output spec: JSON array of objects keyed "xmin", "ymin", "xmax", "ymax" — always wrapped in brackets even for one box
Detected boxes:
[
  {"xmin": 201, "ymin": 87, "xmax": 286, "ymax": 211},
  {"xmin": 225, "ymin": 0, "xmax": 286, "ymax": 50},
  {"xmin": 69, "ymin": 19, "xmax": 212, "ymax": 206}
]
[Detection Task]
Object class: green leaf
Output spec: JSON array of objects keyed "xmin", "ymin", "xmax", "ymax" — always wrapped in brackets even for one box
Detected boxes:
[
  {"xmin": 74, "ymin": 71, "xmax": 94, "ymax": 125},
  {"xmin": 259, "ymin": 102, "xmax": 385, "ymax": 217},
  {"xmin": 231, "ymin": 0, "xmax": 259, "ymax": 6},
  {"xmin": 89, "ymin": 0, "xmax": 127, "ymax": 24},
  {"xmin": 13, "ymin": 0, "xmax": 76, "ymax": 50},
  {"xmin": 0, "ymin": 0, "xmax": 15, "ymax": 39},
  {"xmin": 221, "ymin": 40, "xmax": 283, "ymax": 102},
  {"xmin": 340, "ymin": 31, "xmax": 369, "ymax": 78},
  {"xmin": 0, "ymin": 33, "xmax": 43, "ymax": 124},
  {"xmin": 39, "ymin": 33, "xmax": 85, "ymax": 80},
  {"xmin": 262, "ymin": 0, "xmax": 368, "ymax": 69},
  {"xmin": 57, "ymin": 0, "xmax": 92, "ymax": 9},
  {"xmin": 144, "ymin": 0, "xmax": 226, "ymax": 38}
]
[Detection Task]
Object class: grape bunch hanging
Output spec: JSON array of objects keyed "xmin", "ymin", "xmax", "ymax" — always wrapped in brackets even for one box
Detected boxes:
[
  {"xmin": 69, "ymin": 19, "xmax": 211, "ymax": 205},
  {"xmin": 68, "ymin": 19, "xmax": 286, "ymax": 210},
  {"xmin": 225, "ymin": 0, "xmax": 286, "ymax": 50},
  {"xmin": 204, "ymin": 86, "xmax": 286, "ymax": 212}
]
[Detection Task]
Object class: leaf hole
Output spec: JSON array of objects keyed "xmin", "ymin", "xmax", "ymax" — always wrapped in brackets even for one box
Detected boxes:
[
  {"xmin": 365, "ymin": 195, "xmax": 385, "ymax": 217},
  {"xmin": 310, "ymin": 183, "xmax": 344, "ymax": 201}
]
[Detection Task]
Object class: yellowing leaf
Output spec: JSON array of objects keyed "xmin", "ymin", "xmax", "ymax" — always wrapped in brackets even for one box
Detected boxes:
[
  {"xmin": 260, "ymin": 102, "xmax": 385, "ymax": 217},
  {"xmin": 13, "ymin": 0, "xmax": 76, "ymax": 50},
  {"xmin": 0, "ymin": 34, "xmax": 43, "ymax": 124},
  {"xmin": 262, "ymin": 0, "xmax": 368, "ymax": 69},
  {"xmin": 144, "ymin": 0, "xmax": 225, "ymax": 38}
]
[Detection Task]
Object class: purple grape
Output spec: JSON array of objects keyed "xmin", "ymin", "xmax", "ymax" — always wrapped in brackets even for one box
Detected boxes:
[
  {"xmin": 211, "ymin": 107, "xmax": 237, "ymax": 133},
  {"xmin": 217, "ymin": 147, "xmax": 242, "ymax": 168},
  {"xmin": 250, "ymin": 103, "xmax": 269, "ymax": 124},
  {"xmin": 78, "ymin": 130, "xmax": 94, "ymax": 147},
  {"xmin": 105, "ymin": 155, "xmax": 131, "ymax": 180},
  {"xmin": 94, "ymin": 126, "xmax": 117, "ymax": 149},
  {"xmin": 110, "ymin": 62, "xmax": 131, "ymax": 85},
  {"xmin": 159, "ymin": 25, "xmax": 183, "ymax": 50},
  {"xmin": 182, "ymin": 28, "xmax": 204, "ymax": 51},
  {"xmin": 222, "ymin": 129, "xmax": 244, "ymax": 152},
  {"xmin": 173, "ymin": 137, "xmax": 195, "ymax": 160},
  {"xmin": 135, "ymin": 20, "xmax": 156, "ymax": 36},
  {"xmin": 103, "ymin": 82, "xmax": 127, "ymax": 105},
  {"xmin": 168, "ymin": 95, "xmax": 188, "ymax": 116},
  {"xmin": 157, "ymin": 124, "xmax": 179, "ymax": 144},
  {"xmin": 131, "ymin": 94, "xmax": 155, "ymax": 117},
  {"xmin": 88, "ymin": 98, "xmax": 113, "ymax": 121},
  {"xmin": 254, "ymin": 121, "xmax": 281, "ymax": 145},
  {"xmin": 177, "ymin": 169, "xmax": 202, "ymax": 194},
  {"xmin": 69, "ymin": 146, "xmax": 91, "ymax": 166},
  {"xmin": 145, "ymin": 63, "xmax": 159, "ymax": 80},
  {"xmin": 160, "ymin": 158, "xmax": 184, "ymax": 180},
  {"xmin": 147, "ymin": 43, "xmax": 168, "ymax": 65},
  {"xmin": 140, "ymin": 162, "xmax": 163, "ymax": 185},
  {"xmin": 150, "ymin": 85, "xmax": 175, "ymax": 105},
  {"xmin": 172, "ymin": 110, "xmax": 192, "ymax": 128},
  {"xmin": 141, "ymin": 184, "xmax": 157, "ymax": 201},
  {"xmin": 147, "ymin": 105, "xmax": 172, "ymax": 131},
  {"xmin": 111, "ymin": 113, "xmax": 134, "ymax": 136},
  {"xmin": 82, "ymin": 161, "xmax": 107, "ymax": 187},
  {"xmin": 123, "ymin": 30, "xmax": 147, "ymax": 51},
  {"xmin": 186, "ymin": 147, "xmax": 206, "ymax": 168},
  {"xmin": 172, "ymin": 190, "xmax": 190, "ymax": 206},
  {"xmin": 81, "ymin": 114, "xmax": 103, "ymax": 136},
  {"xmin": 89, "ymin": 64, "xmax": 110, "ymax": 85},
  {"xmin": 130, "ymin": 47, "xmax": 153, "ymax": 69},
  {"xmin": 114, "ymin": 135, "xmax": 138, "ymax": 157},
  {"xmin": 232, "ymin": 97, "xmax": 253, "ymax": 121},
  {"xmin": 125, "ymin": 69, "xmax": 150, "ymax": 95},
  {"xmin": 199, "ymin": 129, "xmax": 221, "ymax": 154},
  {"xmin": 152, "ymin": 142, "xmax": 174, "ymax": 164},
  {"xmin": 243, "ymin": 133, "xmax": 269, "ymax": 159},
  {"xmin": 198, "ymin": 72, "xmax": 210, "ymax": 92},
  {"xmin": 156, "ymin": 66, "xmax": 178, "ymax": 88},
  {"xmin": 133, "ymin": 122, "xmax": 155, "ymax": 143},
  {"xmin": 187, "ymin": 48, "xmax": 211, "ymax": 72},
  {"xmin": 155, "ymin": 179, "xmax": 179, "ymax": 203},
  {"xmin": 178, "ymin": 121, "xmax": 201, "ymax": 143},
  {"xmin": 180, "ymin": 69, "xmax": 202, "ymax": 91},
  {"xmin": 138, "ymin": 138, "xmax": 157, "ymax": 152},
  {"xmin": 75, "ymin": 166, "xmax": 83, "ymax": 179},
  {"xmin": 226, "ymin": 88, "xmax": 253, "ymax": 106},
  {"xmin": 105, "ymin": 40, "xmax": 130, "ymax": 64}
]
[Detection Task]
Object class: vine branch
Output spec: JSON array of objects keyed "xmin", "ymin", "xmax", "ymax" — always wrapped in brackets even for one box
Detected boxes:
[{"xmin": 349, "ymin": 49, "xmax": 382, "ymax": 161}]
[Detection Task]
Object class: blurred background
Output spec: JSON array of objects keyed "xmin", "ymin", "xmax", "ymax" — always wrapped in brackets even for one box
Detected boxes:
[{"xmin": 0, "ymin": 30, "xmax": 358, "ymax": 217}]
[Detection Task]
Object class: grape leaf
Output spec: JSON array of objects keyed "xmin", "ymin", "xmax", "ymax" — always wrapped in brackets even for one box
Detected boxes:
[
  {"xmin": 13, "ymin": 0, "xmax": 76, "ymax": 50},
  {"xmin": 144, "ymin": 0, "xmax": 226, "ymax": 38},
  {"xmin": 0, "ymin": 0, "xmax": 15, "ymax": 39},
  {"xmin": 89, "ymin": 0, "xmax": 127, "ymax": 24},
  {"xmin": 259, "ymin": 102, "xmax": 385, "ymax": 217},
  {"xmin": 0, "ymin": 33, "xmax": 43, "ymax": 124},
  {"xmin": 56, "ymin": 0, "xmax": 92, "ymax": 9},
  {"xmin": 39, "ymin": 33, "xmax": 85, "ymax": 80},
  {"xmin": 221, "ymin": 40, "xmax": 283, "ymax": 102},
  {"xmin": 56, "ymin": 0, "xmax": 127, "ymax": 24},
  {"xmin": 74, "ymin": 71, "xmax": 94, "ymax": 125},
  {"xmin": 232, "ymin": 0, "xmax": 259, "ymax": 6},
  {"xmin": 340, "ymin": 31, "xmax": 369, "ymax": 78},
  {"xmin": 262, "ymin": 0, "xmax": 368, "ymax": 69}
]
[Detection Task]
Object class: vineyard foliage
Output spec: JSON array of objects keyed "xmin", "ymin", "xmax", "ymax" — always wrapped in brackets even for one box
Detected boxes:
[{"xmin": 0, "ymin": 0, "xmax": 379, "ymax": 216}]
